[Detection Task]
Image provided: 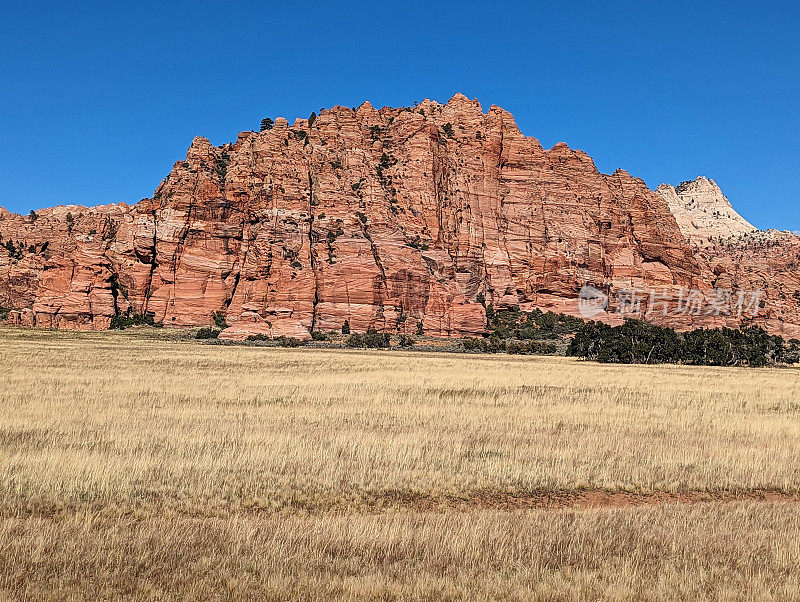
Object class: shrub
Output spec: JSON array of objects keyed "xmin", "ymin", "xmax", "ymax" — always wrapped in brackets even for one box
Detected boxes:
[
  {"xmin": 110, "ymin": 312, "xmax": 160, "ymax": 330},
  {"xmin": 311, "ymin": 331, "xmax": 328, "ymax": 341},
  {"xmin": 326, "ymin": 227, "xmax": 344, "ymax": 244},
  {"xmin": 504, "ymin": 340, "xmax": 527, "ymax": 354},
  {"xmin": 462, "ymin": 336, "xmax": 505, "ymax": 353},
  {"xmin": 442, "ymin": 122, "xmax": 455, "ymax": 138},
  {"xmin": 308, "ymin": 111, "xmax": 317, "ymax": 128},
  {"xmin": 29, "ymin": 210, "xmax": 38, "ymax": 222},
  {"xmin": 214, "ymin": 149, "xmax": 230, "ymax": 178},
  {"xmin": 462, "ymin": 337, "xmax": 488, "ymax": 352},
  {"xmin": 779, "ymin": 339, "xmax": 800, "ymax": 364},
  {"xmin": 4, "ymin": 240, "xmax": 22, "ymax": 260},
  {"xmin": 346, "ymin": 333, "xmax": 363, "ymax": 348},
  {"xmin": 212, "ymin": 311, "xmax": 228, "ymax": 329},
  {"xmin": 398, "ymin": 334, "xmax": 415, "ymax": 347},
  {"xmin": 195, "ymin": 327, "xmax": 220, "ymax": 339},
  {"xmin": 532, "ymin": 341, "xmax": 558, "ymax": 355},
  {"xmin": 246, "ymin": 334, "xmax": 270, "ymax": 342},
  {"xmin": 346, "ymin": 329, "xmax": 390, "ymax": 348},
  {"xmin": 275, "ymin": 336, "xmax": 303, "ymax": 347},
  {"xmin": 260, "ymin": 117, "xmax": 274, "ymax": 131},
  {"xmin": 416, "ymin": 321, "xmax": 424, "ymax": 336},
  {"xmin": 342, "ymin": 319, "xmax": 350, "ymax": 334}
]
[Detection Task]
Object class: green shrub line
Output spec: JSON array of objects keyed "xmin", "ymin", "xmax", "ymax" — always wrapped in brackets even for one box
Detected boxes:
[
  {"xmin": 110, "ymin": 312, "xmax": 162, "ymax": 330},
  {"xmin": 567, "ymin": 319, "xmax": 800, "ymax": 366},
  {"xmin": 398, "ymin": 334, "xmax": 415, "ymax": 348},
  {"xmin": 486, "ymin": 305, "xmax": 584, "ymax": 340},
  {"xmin": 7, "ymin": 297, "xmax": 793, "ymax": 367},
  {"xmin": 245, "ymin": 335, "xmax": 303, "ymax": 347},
  {"xmin": 462, "ymin": 336, "xmax": 558, "ymax": 355},
  {"xmin": 195, "ymin": 327, "xmax": 220, "ymax": 339},
  {"xmin": 346, "ymin": 329, "xmax": 391, "ymax": 348}
]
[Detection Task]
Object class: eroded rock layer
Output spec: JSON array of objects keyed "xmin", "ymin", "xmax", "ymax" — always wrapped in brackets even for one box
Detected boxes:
[
  {"xmin": 657, "ymin": 177, "xmax": 757, "ymax": 245},
  {"xmin": 1, "ymin": 95, "xmax": 798, "ymax": 337}
]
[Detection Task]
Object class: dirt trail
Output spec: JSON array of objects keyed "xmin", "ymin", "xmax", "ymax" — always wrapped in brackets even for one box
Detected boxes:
[{"xmin": 371, "ymin": 489, "xmax": 800, "ymax": 512}]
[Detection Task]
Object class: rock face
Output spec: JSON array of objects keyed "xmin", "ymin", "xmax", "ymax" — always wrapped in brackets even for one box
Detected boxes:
[
  {"xmin": 654, "ymin": 176, "xmax": 800, "ymax": 338},
  {"xmin": 693, "ymin": 230, "xmax": 800, "ymax": 338},
  {"xmin": 656, "ymin": 177, "xmax": 757, "ymax": 245},
  {"xmin": 1, "ymin": 94, "xmax": 798, "ymax": 338}
]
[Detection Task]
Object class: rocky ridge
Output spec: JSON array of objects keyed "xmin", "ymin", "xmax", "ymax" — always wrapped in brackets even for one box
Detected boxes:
[
  {"xmin": 656, "ymin": 176, "xmax": 757, "ymax": 245},
  {"xmin": 2, "ymin": 94, "xmax": 799, "ymax": 338}
]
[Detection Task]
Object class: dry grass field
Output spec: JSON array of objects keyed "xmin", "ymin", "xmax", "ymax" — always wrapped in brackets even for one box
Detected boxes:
[{"xmin": 1, "ymin": 327, "xmax": 799, "ymax": 600}]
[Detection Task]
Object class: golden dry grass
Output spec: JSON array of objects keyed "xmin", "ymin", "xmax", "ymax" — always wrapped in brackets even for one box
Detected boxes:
[
  {"xmin": 3, "ymin": 504, "xmax": 799, "ymax": 600},
  {"xmin": 1, "ymin": 327, "xmax": 800, "ymax": 599}
]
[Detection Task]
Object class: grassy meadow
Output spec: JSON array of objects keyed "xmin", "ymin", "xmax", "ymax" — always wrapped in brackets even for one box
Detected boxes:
[{"xmin": 1, "ymin": 327, "xmax": 799, "ymax": 599}]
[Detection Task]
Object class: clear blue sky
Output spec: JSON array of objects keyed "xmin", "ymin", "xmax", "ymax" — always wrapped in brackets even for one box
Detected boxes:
[{"xmin": 1, "ymin": 1, "xmax": 797, "ymax": 230}]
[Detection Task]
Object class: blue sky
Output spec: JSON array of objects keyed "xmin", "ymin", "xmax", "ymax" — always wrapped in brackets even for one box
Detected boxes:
[{"xmin": 1, "ymin": 1, "xmax": 798, "ymax": 230}]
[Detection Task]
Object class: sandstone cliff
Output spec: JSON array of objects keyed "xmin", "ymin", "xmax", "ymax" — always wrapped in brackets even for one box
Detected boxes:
[
  {"xmin": 1, "ymin": 94, "xmax": 798, "ymax": 338},
  {"xmin": 656, "ymin": 177, "xmax": 756, "ymax": 245}
]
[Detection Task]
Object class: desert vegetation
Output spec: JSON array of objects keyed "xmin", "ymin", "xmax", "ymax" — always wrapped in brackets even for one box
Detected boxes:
[
  {"xmin": 568, "ymin": 319, "xmax": 800, "ymax": 366},
  {"xmin": 1, "ymin": 327, "xmax": 799, "ymax": 599}
]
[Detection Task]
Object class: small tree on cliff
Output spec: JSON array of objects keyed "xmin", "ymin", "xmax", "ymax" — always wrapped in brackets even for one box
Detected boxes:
[
  {"xmin": 212, "ymin": 311, "xmax": 228, "ymax": 329},
  {"xmin": 260, "ymin": 117, "xmax": 274, "ymax": 131}
]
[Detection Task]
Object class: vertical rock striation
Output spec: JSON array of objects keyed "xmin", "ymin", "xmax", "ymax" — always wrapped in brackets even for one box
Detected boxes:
[{"xmin": 2, "ymin": 95, "xmax": 798, "ymax": 337}]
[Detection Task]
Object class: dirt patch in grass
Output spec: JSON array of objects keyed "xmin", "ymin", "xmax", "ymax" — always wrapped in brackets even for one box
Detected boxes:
[{"xmin": 379, "ymin": 489, "xmax": 800, "ymax": 512}]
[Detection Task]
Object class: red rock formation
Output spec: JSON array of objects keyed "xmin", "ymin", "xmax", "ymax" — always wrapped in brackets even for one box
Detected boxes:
[
  {"xmin": 1, "ymin": 94, "xmax": 797, "ymax": 338},
  {"xmin": 693, "ymin": 230, "xmax": 800, "ymax": 339},
  {"xmin": 655, "ymin": 177, "xmax": 800, "ymax": 338}
]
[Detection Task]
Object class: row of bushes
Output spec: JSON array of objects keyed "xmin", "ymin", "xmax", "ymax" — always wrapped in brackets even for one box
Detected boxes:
[
  {"xmin": 462, "ymin": 336, "xmax": 558, "ymax": 355},
  {"xmin": 110, "ymin": 312, "xmax": 162, "ymax": 330},
  {"xmin": 196, "ymin": 327, "xmax": 221, "ymax": 339},
  {"xmin": 196, "ymin": 327, "xmax": 418, "ymax": 349},
  {"xmin": 346, "ymin": 329, "xmax": 392, "ymax": 348},
  {"xmin": 567, "ymin": 319, "xmax": 800, "ymax": 366},
  {"xmin": 243, "ymin": 333, "xmax": 304, "ymax": 347},
  {"xmin": 484, "ymin": 304, "xmax": 584, "ymax": 340},
  {"xmin": 141, "ymin": 309, "xmax": 800, "ymax": 367}
]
